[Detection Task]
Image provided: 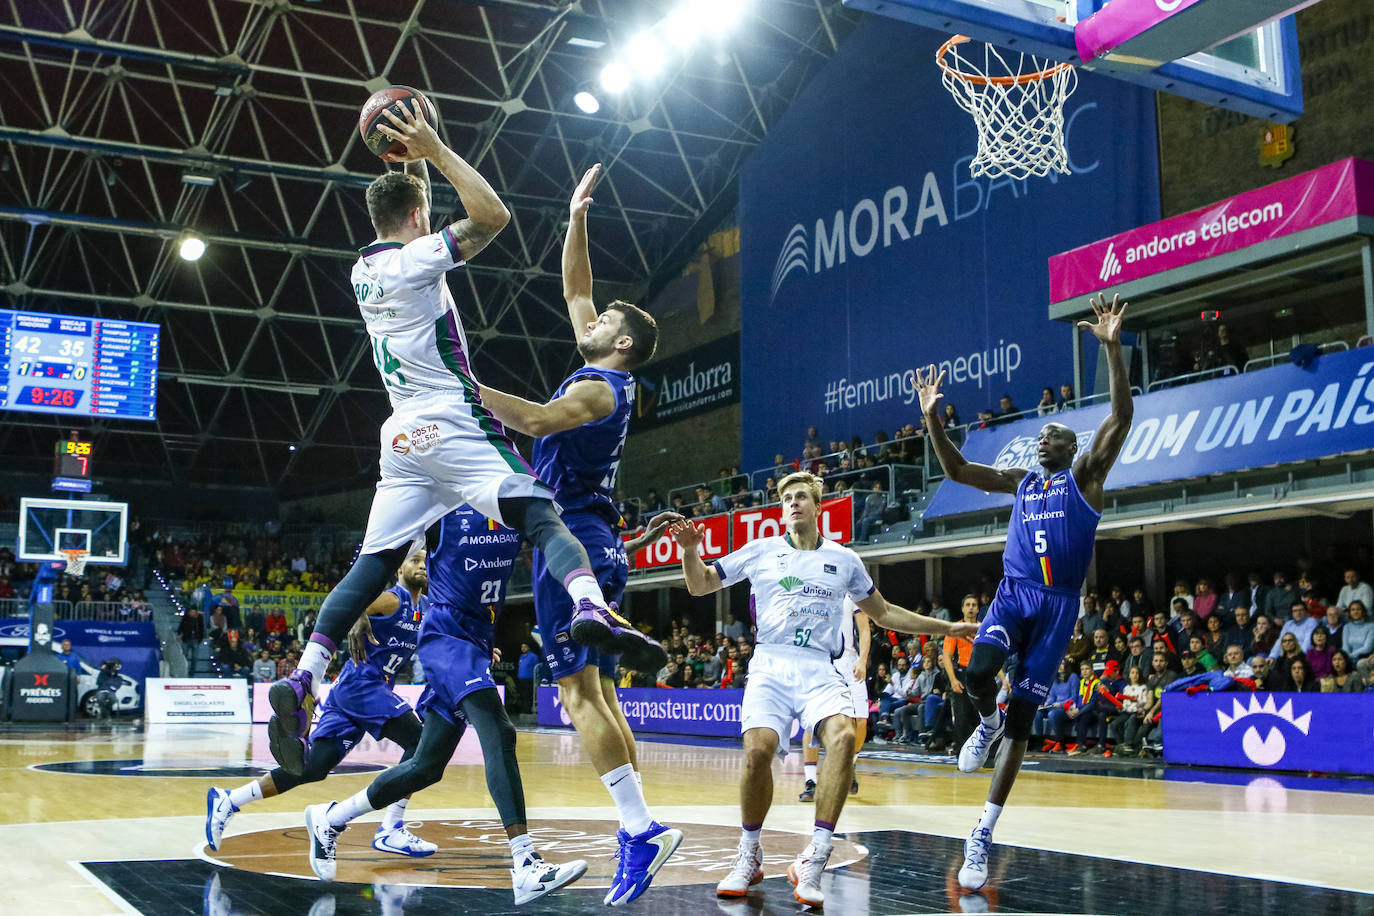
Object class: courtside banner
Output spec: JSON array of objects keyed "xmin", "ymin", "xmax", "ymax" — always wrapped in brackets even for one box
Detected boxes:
[
  {"xmin": 538, "ymin": 685, "xmax": 803, "ymax": 740},
  {"xmin": 146, "ymin": 677, "xmax": 250, "ymax": 724},
  {"xmin": 1051, "ymin": 158, "xmax": 1374, "ymax": 302},
  {"xmin": 737, "ymin": 16, "xmax": 1158, "ymax": 472},
  {"xmin": 632, "ymin": 332, "xmax": 740, "ymax": 431},
  {"xmin": 924, "ymin": 346, "xmax": 1374, "ymax": 518},
  {"xmin": 235, "ymin": 589, "xmax": 329, "ymax": 618},
  {"xmin": 1162, "ymin": 692, "xmax": 1374, "ymax": 776},
  {"xmin": 732, "ymin": 496, "xmax": 853, "ymax": 548}
]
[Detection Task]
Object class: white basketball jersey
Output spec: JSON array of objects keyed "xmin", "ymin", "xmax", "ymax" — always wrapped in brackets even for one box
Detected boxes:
[
  {"xmin": 350, "ymin": 228, "xmax": 476, "ymax": 410},
  {"xmin": 714, "ymin": 535, "xmax": 874, "ymax": 658}
]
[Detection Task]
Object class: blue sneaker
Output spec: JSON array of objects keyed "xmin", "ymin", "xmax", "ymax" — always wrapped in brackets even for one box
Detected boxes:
[{"xmin": 603, "ymin": 821, "xmax": 683, "ymax": 906}]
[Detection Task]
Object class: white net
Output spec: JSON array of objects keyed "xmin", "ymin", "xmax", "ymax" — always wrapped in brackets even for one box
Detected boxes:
[
  {"xmin": 938, "ymin": 36, "xmax": 1078, "ymax": 181},
  {"xmin": 62, "ymin": 550, "xmax": 89, "ymax": 576}
]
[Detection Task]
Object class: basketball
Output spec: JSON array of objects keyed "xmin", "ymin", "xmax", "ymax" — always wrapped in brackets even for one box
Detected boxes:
[{"xmin": 358, "ymin": 85, "xmax": 438, "ymax": 159}]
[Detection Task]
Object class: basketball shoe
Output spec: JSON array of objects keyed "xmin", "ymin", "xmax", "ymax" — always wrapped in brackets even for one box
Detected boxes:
[
  {"xmin": 204, "ymin": 787, "xmax": 237, "ymax": 851},
  {"xmin": 958, "ymin": 710, "xmax": 1005, "ymax": 773},
  {"xmin": 511, "ymin": 853, "xmax": 588, "ymax": 905},
  {"xmin": 787, "ymin": 840, "xmax": 833, "ymax": 907},
  {"xmin": 715, "ymin": 840, "xmax": 763, "ymax": 897},
  {"xmin": 372, "ymin": 824, "xmax": 437, "ymax": 857},
  {"xmin": 604, "ymin": 821, "xmax": 683, "ymax": 906}
]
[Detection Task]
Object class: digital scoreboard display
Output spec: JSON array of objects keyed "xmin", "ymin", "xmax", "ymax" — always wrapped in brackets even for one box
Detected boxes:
[{"xmin": 0, "ymin": 308, "xmax": 159, "ymax": 420}]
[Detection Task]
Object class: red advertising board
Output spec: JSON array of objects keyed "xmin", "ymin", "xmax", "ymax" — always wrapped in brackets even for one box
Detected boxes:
[
  {"xmin": 731, "ymin": 495, "xmax": 852, "ymax": 548},
  {"xmin": 625, "ymin": 512, "xmax": 730, "ymax": 570}
]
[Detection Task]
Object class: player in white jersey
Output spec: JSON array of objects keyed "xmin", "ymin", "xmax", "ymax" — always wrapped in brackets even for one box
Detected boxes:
[
  {"xmin": 267, "ymin": 98, "xmax": 653, "ymax": 774},
  {"xmin": 673, "ymin": 472, "xmax": 977, "ymax": 909},
  {"xmin": 798, "ymin": 597, "xmax": 870, "ymax": 802}
]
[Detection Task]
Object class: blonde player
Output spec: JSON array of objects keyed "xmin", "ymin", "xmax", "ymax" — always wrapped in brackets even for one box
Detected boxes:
[
  {"xmin": 267, "ymin": 99, "xmax": 660, "ymax": 774},
  {"xmin": 673, "ymin": 472, "xmax": 977, "ymax": 908},
  {"xmin": 799, "ymin": 598, "xmax": 870, "ymax": 801}
]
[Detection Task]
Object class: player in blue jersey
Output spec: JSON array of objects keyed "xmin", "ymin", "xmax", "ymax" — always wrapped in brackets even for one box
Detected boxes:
[
  {"xmin": 205, "ymin": 549, "xmax": 435, "ymax": 859},
  {"xmin": 475, "ymin": 164, "xmax": 684, "ymax": 907},
  {"xmin": 917, "ymin": 294, "xmax": 1134, "ymax": 892}
]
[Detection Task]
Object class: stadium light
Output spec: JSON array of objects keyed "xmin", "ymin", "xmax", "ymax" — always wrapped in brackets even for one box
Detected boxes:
[
  {"xmin": 664, "ymin": 7, "xmax": 704, "ymax": 49},
  {"xmin": 696, "ymin": 0, "xmax": 748, "ymax": 35},
  {"xmin": 573, "ymin": 89, "xmax": 601, "ymax": 114},
  {"xmin": 600, "ymin": 62, "xmax": 631, "ymax": 94},
  {"xmin": 178, "ymin": 234, "xmax": 205, "ymax": 261},
  {"xmin": 626, "ymin": 32, "xmax": 666, "ymax": 77}
]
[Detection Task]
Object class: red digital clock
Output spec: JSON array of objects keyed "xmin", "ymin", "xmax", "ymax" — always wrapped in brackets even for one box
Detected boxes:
[{"xmin": 23, "ymin": 386, "xmax": 81, "ymax": 408}]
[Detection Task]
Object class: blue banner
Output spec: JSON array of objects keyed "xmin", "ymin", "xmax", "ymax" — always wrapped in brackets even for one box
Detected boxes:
[
  {"xmin": 537, "ymin": 685, "xmax": 803, "ymax": 740},
  {"xmin": 0, "ymin": 618, "xmax": 159, "ymax": 702},
  {"xmin": 925, "ymin": 347, "xmax": 1374, "ymax": 518},
  {"xmin": 1163, "ymin": 691, "xmax": 1374, "ymax": 775},
  {"xmin": 737, "ymin": 17, "xmax": 1159, "ymax": 472}
]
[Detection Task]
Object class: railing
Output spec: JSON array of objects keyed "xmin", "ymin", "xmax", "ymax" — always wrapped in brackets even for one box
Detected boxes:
[
  {"xmin": 63, "ymin": 601, "xmax": 152, "ymax": 622},
  {"xmin": 1243, "ymin": 340, "xmax": 1351, "ymax": 374},
  {"xmin": 668, "ymin": 475, "xmax": 750, "ymax": 512},
  {"xmin": 0, "ymin": 597, "xmax": 76, "ymax": 618},
  {"xmin": 1146, "ymin": 365, "xmax": 1238, "ymax": 393}
]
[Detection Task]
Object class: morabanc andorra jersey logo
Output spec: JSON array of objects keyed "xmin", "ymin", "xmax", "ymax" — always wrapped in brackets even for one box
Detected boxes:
[{"xmin": 779, "ymin": 576, "xmax": 804, "ymax": 592}]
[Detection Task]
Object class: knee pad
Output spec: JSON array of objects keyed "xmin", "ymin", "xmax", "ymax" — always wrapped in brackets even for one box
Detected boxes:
[
  {"xmin": 964, "ymin": 642, "xmax": 1004, "ymax": 694},
  {"xmin": 1003, "ymin": 697, "xmax": 1037, "ymax": 742}
]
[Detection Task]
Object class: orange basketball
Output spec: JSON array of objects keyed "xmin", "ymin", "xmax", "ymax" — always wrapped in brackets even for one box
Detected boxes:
[{"xmin": 358, "ymin": 85, "xmax": 438, "ymax": 159}]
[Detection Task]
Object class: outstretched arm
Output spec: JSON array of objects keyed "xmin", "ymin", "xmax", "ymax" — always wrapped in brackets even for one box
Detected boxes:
[
  {"xmin": 376, "ymin": 101, "xmax": 510, "ymax": 261},
  {"xmin": 671, "ymin": 520, "xmax": 724, "ymax": 596},
  {"xmin": 915, "ymin": 365, "xmax": 1026, "ymax": 495},
  {"xmin": 478, "ymin": 378, "xmax": 615, "ymax": 437},
  {"xmin": 857, "ymin": 592, "xmax": 980, "ymax": 640},
  {"xmin": 624, "ymin": 511, "xmax": 686, "ymax": 557},
  {"xmin": 1073, "ymin": 294, "xmax": 1134, "ymax": 510},
  {"xmin": 564, "ymin": 164, "xmax": 600, "ymax": 333}
]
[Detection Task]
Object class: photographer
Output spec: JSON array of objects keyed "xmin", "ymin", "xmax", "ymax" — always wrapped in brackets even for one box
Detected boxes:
[{"xmin": 92, "ymin": 658, "xmax": 123, "ymax": 717}]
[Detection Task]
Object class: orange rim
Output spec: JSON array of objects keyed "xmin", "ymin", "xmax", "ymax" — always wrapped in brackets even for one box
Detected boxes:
[{"xmin": 936, "ymin": 34, "xmax": 1073, "ymax": 86}]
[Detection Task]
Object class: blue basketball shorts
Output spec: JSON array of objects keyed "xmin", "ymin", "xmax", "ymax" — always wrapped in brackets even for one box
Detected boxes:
[
  {"xmin": 312, "ymin": 674, "xmax": 414, "ymax": 744},
  {"xmin": 532, "ymin": 510, "xmax": 629, "ymax": 681},
  {"xmin": 974, "ymin": 577, "xmax": 1081, "ymax": 704},
  {"xmin": 415, "ymin": 604, "xmax": 498, "ymax": 725}
]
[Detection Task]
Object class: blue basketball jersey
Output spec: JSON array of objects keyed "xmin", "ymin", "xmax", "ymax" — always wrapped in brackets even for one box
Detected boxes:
[
  {"xmin": 336, "ymin": 584, "xmax": 425, "ymax": 687},
  {"xmin": 424, "ymin": 504, "xmax": 524, "ymax": 646},
  {"xmin": 1003, "ymin": 468, "xmax": 1101, "ymax": 591},
  {"xmin": 531, "ymin": 366, "xmax": 634, "ymax": 523}
]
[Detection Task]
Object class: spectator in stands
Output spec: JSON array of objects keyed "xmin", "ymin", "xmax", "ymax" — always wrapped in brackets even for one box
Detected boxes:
[
  {"xmin": 698, "ymin": 646, "xmax": 722, "ymax": 687},
  {"xmin": 1337, "ymin": 568, "xmax": 1374, "ymax": 613},
  {"xmin": 209, "ymin": 605, "xmax": 228, "ymax": 642},
  {"xmin": 1250, "ymin": 613, "xmax": 1278, "ymax": 657},
  {"xmin": 516, "ymin": 642, "xmax": 538, "ymax": 712},
  {"xmin": 217, "ymin": 631, "xmax": 252, "ymax": 682},
  {"xmin": 1322, "ymin": 605, "xmax": 1344, "ymax": 648},
  {"xmin": 988, "ymin": 394, "xmax": 1017, "ymax": 425},
  {"xmin": 0, "ymin": 577, "xmax": 13, "ymax": 599},
  {"xmin": 1224, "ymin": 605, "xmax": 1255, "ymax": 657},
  {"xmin": 54, "ymin": 638, "xmax": 82, "ymax": 671},
  {"xmin": 1088, "ymin": 628, "xmax": 1119, "ymax": 676},
  {"xmin": 1063, "ymin": 618, "xmax": 1091, "ymax": 664},
  {"xmin": 1188, "ymin": 635, "xmax": 1220, "ymax": 672},
  {"xmin": 1146, "ymin": 611, "xmax": 1177, "ymax": 659},
  {"xmin": 1192, "ymin": 579, "xmax": 1219, "ymax": 621},
  {"xmin": 252, "ymin": 649, "xmax": 276, "ymax": 683},
  {"xmin": 1202, "ymin": 613, "xmax": 1227, "ymax": 658},
  {"xmin": 1271, "ymin": 600, "xmax": 1318, "ymax": 657},
  {"xmin": 1221, "ymin": 645, "xmax": 1252, "ymax": 679},
  {"xmin": 1273, "ymin": 631, "xmax": 1305, "ymax": 676},
  {"xmin": 1219, "ymin": 573, "xmax": 1248, "ymax": 622},
  {"xmin": 1107, "ymin": 664, "xmax": 1149, "ymax": 750},
  {"xmin": 1171, "ymin": 581, "xmax": 1193, "ymax": 613},
  {"xmin": 1328, "ymin": 651, "xmax": 1361, "ymax": 692},
  {"xmin": 1245, "ymin": 571, "xmax": 1267, "ymax": 616},
  {"xmin": 1264, "ymin": 570, "xmax": 1296, "ymax": 621},
  {"xmin": 1250, "ymin": 655, "xmax": 1282, "ymax": 691},
  {"xmin": 900, "ymin": 652, "xmax": 947, "ymax": 747},
  {"xmin": 244, "ymin": 604, "xmax": 265, "ymax": 636},
  {"xmin": 1035, "ymin": 387, "xmax": 1057, "ymax": 417},
  {"xmin": 1344, "ymin": 602, "xmax": 1373, "ymax": 677},
  {"xmin": 1032, "ymin": 658, "xmax": 1076, "ymax": 751},
  {"xmin": 1287, "ymin": 656, "xmax": 1319, "ymax": 693},
  {"xmin": 723, "ymin": 613, "xmax": 746, "ymax": 641},
  {"xmin": 177, "ymin": 608, "xmax": 205, "ymax": 666},
  {"xmin": 973, "ymin": 409, "xmax": 994, "ymax": 430},
  {"xmin": 1217, "ymin": 324, "xmax": 1246, "ymax": 371},
  {"xmin": 1059, "ymin": 660, "xmax": 1103, "ymax": 755},
  {"xmin": 1122, "ymin": 635, "xmax": 1151, "ymax": 681},
  {"xmin": 264, "ymin": 607, "xmax": 289, "ymax": 638},
  {"xmin": 1306, "ymin": 626, "xmax": 1336, "ymax": 680},
  {"xmin": 880, "ymin": 655, "xmax": 915, "ymax": 718},
  {"xmin": 1055, "ymin": 384, "xmax": 1075, "ymax": 411},
  {"xmin": 1079, "ymin": 595, "xmax": 1104, "ymax": 637},
  {"xmin": 295, "ymin": 610, "xmax": 317, "ymax": 645}
]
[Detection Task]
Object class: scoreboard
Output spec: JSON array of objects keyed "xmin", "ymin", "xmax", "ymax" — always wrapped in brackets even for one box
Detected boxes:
[{"xmin": 0, "ymin": 308, "xmax": 159, "ymax": 420}]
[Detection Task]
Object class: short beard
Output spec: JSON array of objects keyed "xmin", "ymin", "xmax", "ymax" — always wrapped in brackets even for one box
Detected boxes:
[{"xmin": 577, "ymin": 337, "xmax": 614, "ymax": 361}]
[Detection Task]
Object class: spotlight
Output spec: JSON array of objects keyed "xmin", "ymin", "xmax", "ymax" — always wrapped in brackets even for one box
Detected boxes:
[
  {"xmin": 288, "ymin": 444, "xmax": 297, "ymax": 452},
  {"xmin": 179, "ymin": 235, "xmax": 206, "ymax": 261},
  {"xmin": 626, "ymin": 32, "xmax": 665, "ymax": 77},
  {"xmin": 600, "ymin": 62, "xmax": 631, "ymax": 94},
  {"xmin": 573, "ymin": 89, "xmax": 601, "ymax": 114}
]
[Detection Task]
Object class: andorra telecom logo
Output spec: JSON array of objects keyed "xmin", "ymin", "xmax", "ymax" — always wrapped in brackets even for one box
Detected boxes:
[{"xmin": 1215, "ymin": 695, "xmax": 1312, "ymax": 767}]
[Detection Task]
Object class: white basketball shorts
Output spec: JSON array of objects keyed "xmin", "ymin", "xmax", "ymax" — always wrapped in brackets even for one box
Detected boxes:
[
  {"xmin": 741, "ymin": 645, "xmax": 855, "ymax": 746},
  {"xmin": 839, "ymin": 653, "xmax": 870, "ymax": 719},
  {"xmin": 360, "ymin": 391, "xmax": 551, "ymax": 554}
]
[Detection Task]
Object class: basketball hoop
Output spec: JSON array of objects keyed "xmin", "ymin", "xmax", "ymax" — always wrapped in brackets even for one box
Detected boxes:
[
  {"xmin": 61, "ymin": 548, "xmax": 89, "ymax": 577},
  {"xmin": 937, "ymin": 35, "xmax": 1078, "ymax": 181}
]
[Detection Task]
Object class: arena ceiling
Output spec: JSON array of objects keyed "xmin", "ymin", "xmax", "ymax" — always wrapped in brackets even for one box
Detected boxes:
[{"xmin": 0, "ymin": 0, "xmax": 856, "ymax": 496}]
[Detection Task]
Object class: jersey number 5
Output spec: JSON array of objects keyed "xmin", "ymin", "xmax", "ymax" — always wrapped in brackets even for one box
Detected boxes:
[{"xmin": 1034, "ymin": 529, "xmax": 1047, "ymax": 554}]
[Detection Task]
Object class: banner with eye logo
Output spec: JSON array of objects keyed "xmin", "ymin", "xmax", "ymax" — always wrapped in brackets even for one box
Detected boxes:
[{"xmin": 1162, "ymin": 692, "xmax": 1374, "ymax": 775}]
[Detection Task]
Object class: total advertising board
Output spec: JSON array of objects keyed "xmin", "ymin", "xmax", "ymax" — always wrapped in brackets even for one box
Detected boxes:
[
  {"xmin": 738, "ymin": 15, "xmax": 1159, "ymax": 473},
  {"xmin": 625, "ymin": 496, "xmax": 854, "ymax": 570}
]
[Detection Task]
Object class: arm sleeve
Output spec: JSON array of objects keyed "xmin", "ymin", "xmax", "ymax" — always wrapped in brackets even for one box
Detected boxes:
[
  {"xmin": 846, "ymin": 555, "xmax": 876, "ymax": 602},
  {"xmin": 399, "ymin": 229, "xmax": 466, "ymax": 289},
  {"xmin": 712, "ymin": 540, "xmax": 761, "ymax": 588}
]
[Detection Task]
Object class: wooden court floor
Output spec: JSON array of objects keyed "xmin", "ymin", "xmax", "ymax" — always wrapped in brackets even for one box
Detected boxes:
[{"xmin": 1, "ymin": 721, "xmax": 1371, "ymax": 915}]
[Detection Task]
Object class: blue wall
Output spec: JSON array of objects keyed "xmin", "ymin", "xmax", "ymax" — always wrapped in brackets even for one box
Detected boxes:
[{"xmin": 738, "ymin": 17, "xmax": 1160, "ymax": 469}]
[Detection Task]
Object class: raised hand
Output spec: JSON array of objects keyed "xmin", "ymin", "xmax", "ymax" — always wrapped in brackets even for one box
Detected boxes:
[
  {"xmin": 668, "ymin": 519, "xmax": 704, "ymax": 552},
  {"xmin": 377, "ymin": 99, "xmax": 442, "ymax": 163},
  {"xmin": 949, "ymin": 621, "xmax": 980, "ymax": 640},
  {"xmin": 1076, "ymin": 293, "xmax": 1128, "ymax": 346},
  {"xmin": 347, "ymin": 614, "xmax": 379, "ymax": 665},
  {"xmin": 571, "ymin": 163, "xmax": 601, "ymax": 220},
  {"xmin": 644, "ymin": 511, "xmax": 684, "ymax": 542},
  {"xmin": 914, "ymin": 364, "xmax": 946, "ymax": 417}
]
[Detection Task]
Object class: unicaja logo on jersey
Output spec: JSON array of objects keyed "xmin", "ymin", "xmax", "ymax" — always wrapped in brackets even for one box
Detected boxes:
[
  {"xmin": 778, "ymin": 576, "xmax": 804, "ymax": 592},
  {"xmin": 1099, "ymin": 241, "xmax": 1122, "ymax": 281},
  {"xmin": 1216, "ymin": 694, "xmax": 1312, "ymax": 767},
  {"xmin": 770, "ymin": 224, "xmax": 809, "ymax": 302}
]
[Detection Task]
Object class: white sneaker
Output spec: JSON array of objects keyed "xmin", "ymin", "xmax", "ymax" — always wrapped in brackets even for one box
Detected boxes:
[
  {"xmin": 372, "ymin": 824, "xmax": 438, "ymax": 857},
  {"xmin": 786, "ymin": 841, "xmax": 832, "ymax": 908},
  {"xmin": 958, "ymin": 826, "xmax": 993, "ymax": 890},
  {"xmin": 715, "ymin": 840, "xmax": 763, "ymax": 897},
  {"xmin": 305, "ymin": 802, "xmax": 344, "ymax": 882},
  {"xmin": 958, "ymin": 712, "xmax": 1006, "ymax": 773},
  {"xmin": 204, "ymin": 787, "xmax": 237, "ymax": 851},
  {"xmin": 511, "ymin": 855, "xmax": 588, "ymax": 905}
]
